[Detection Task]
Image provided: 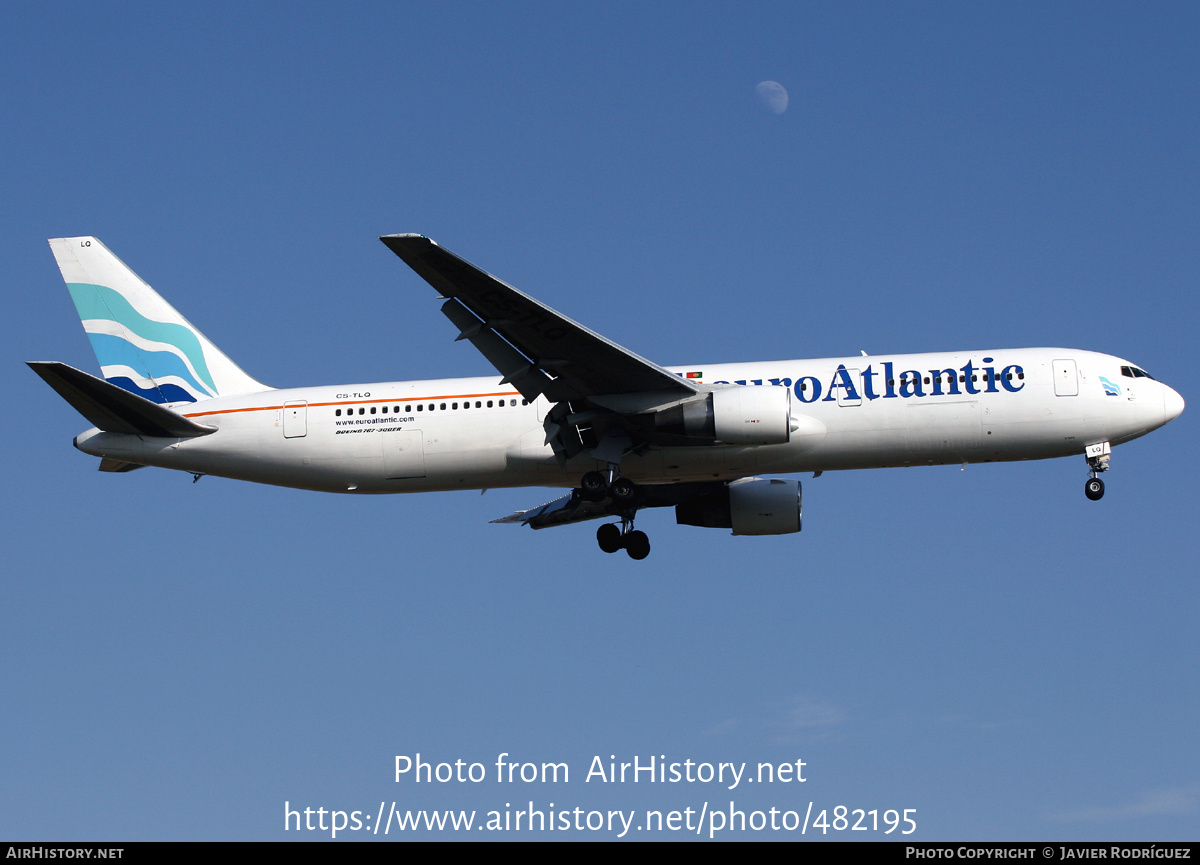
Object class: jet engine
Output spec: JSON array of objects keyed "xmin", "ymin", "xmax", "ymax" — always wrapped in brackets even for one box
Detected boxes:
[
  {"xmin": 654, "ymin": 385, "xmax": 792, "ymax": 445},
  {"xmin": 675, "ymin": 477, "xmax": 802, "ymax": 535}
]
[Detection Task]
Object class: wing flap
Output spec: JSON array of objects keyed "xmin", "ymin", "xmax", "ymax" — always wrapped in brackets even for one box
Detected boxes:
[
  {"xmin": 440, "ymin": 297, "xmax": 556, "ymax": 401},
  {"xmin": 98, "ymin": 458, "xmax": 145, "ymax": 473}
]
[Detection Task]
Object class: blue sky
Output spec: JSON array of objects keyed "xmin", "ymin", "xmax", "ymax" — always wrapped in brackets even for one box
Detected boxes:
[{"xmin": 3, "ymin": 1, "xmax": 1197, "ymax": 841}]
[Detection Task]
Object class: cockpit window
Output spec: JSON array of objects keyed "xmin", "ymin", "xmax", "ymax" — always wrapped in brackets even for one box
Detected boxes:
[{"xmin": 1121, "ymin": 365, "xmax": 1157, "ymax": 380}]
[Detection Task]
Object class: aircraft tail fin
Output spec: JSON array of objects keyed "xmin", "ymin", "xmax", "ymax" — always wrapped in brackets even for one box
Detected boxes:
[{"xmin": 48, "ymin": 237, "xmax": 270, "ymax": 403}]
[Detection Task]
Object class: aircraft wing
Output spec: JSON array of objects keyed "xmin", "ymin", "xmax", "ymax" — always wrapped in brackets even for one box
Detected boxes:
[
  {"xmin": 379, "ymin": 234, "xmax": 699, "ymax": 406},
  {"xmin": 490, "ymin": 492, "xmax": 615, "ymax": 529},
  {"xmin": 492, "ymin": 481, "xmax": 727, "ymax": 529}
]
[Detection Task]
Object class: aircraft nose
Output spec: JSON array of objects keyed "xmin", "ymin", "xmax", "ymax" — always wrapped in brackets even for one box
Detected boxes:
[{"xmin": 1163, "ymin": 384, "xmax": 1185, "ymax": 423}]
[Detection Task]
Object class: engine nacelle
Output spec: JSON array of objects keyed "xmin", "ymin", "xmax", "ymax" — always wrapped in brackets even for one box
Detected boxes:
[
  {"xmin": 654, "ymin": 385, "xmax": 792, "ymax": 445},
  {"xmin": 675, "ymin": 477, "xmax": 802, "ymax": 535}
]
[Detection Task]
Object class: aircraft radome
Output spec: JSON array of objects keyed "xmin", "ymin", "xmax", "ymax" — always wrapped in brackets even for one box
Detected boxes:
[{"xmin": 30, "ymin": 235, "xmax": 1185, "ymax": 559}]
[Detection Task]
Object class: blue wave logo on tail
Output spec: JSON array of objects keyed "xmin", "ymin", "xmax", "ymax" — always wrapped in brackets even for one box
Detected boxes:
[
  {"xmin": 66, "ymin": 283, "xmax": 217, "ymax": 403},
  {"xmin": 1099, "ymin": 376, "xmax": 1121, "ymax": 397}
]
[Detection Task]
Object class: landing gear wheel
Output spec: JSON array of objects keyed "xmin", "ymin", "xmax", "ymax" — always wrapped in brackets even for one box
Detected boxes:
[
  {"xmin": 596, "ymin": 523, "xmax": 623, "ymax": 554},
  {"xmin": 580, "ymin": 471, "xmax": 608, "ymax": 501},
  {"xmin": 624, "ymin": 530, "xmax": 650, "ymax": 560},
  {"xmin": 610, "ymin": 476, "xmax": 638, "ymax": 504},
  {"xmin": 1085, "ymin": 477, "xmax": 1105, "ymax": 501}
]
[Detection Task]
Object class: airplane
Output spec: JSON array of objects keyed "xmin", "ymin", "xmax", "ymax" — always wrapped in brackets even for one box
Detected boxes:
[{"xmin": 30, "ymin": 235, "xmax": 1185, "ymax": 560}]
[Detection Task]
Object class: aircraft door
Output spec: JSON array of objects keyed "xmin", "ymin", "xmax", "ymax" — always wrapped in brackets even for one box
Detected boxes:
[
  {"xmin": 384, "ymin": 430, "xmax": 426, "ymax": 478},
  {"xmin": 283, "ymin": 401, "xmax": 307, "ymax": 438},
  {"xmin": 836, "ymin": 368, "xmax": 862, "ymax": 406},
  {"xmin": 1053, "ymin": 359, "xmax": 1079, "ymax": 396}
]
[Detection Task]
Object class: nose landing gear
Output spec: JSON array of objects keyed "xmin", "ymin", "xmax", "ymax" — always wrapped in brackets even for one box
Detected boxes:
[{"xmin": 1084, "ymin": 441, "xmax": 1110, "ymax": 501}]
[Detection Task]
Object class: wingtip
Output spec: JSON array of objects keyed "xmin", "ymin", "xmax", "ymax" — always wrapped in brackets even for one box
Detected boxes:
[{"xmin": 379, "ymin": 233, "xmax": 435, "ymax": 245}]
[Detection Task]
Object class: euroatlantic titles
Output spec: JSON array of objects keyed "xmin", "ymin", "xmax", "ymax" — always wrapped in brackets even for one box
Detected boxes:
[{"xmin": 739, "ymin": 358, "xmax": 1026, "ymax": 403}]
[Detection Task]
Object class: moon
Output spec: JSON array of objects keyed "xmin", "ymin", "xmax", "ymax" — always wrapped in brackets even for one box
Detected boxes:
[{"xmin": 755, "ymin": 80, "xmax": 789, "ymax": 114}]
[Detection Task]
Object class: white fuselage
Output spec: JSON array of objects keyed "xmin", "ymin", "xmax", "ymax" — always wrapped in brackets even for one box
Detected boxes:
[{"xmin": 72, "ymin": 348, "xmax": 1183, "ymax": 494}]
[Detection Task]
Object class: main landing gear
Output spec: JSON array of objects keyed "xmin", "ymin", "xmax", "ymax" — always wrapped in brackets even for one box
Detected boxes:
[
  {"xmin": 1084, "ymin": 441, "xmax": 1111, "ymax": 501},
  {"xmin": 580, "ymin": 470, "xmax": 639, "ymax": 504},
  {"xmin": 596, "ymin": 522, "xmax": 650, "ymax": 560},
  {"xmin": 582, "ymin": 469, "xmax": 649, "ymax": 559}
]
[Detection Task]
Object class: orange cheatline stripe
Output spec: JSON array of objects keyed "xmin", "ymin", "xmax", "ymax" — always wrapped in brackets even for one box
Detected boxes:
[
  {"xmin": 183, "ymin": 390, "xmax": 523, "ymax": 419},
  {"xmin": 184, "ymin": 405, "xmax": 282, "ymax": 417}
]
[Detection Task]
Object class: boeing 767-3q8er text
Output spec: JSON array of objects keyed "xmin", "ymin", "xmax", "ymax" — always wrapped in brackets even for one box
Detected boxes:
[{"xmin": 30, "ymin": 235, "xmax": 1185, "ymax": 559}]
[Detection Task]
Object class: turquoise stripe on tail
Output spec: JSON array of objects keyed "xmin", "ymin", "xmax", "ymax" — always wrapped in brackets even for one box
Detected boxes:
[{"xmin": 48, "ymin": 237, "xmax": 270, "ymax": 403}]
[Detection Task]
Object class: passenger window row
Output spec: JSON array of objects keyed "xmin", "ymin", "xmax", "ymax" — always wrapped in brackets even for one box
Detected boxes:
[
  {"xmin": 335, "ymin": 398, "xmax": 527, "ymax": 417},
  {"xmin": 889, "ymin": 373, "xmax": 1025, "ymax": 386}
]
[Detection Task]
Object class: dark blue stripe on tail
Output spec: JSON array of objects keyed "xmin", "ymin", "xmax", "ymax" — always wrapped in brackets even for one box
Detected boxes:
[{"xmin": 107, "ymin": 377, "xmax": 198, "ymax": 404}]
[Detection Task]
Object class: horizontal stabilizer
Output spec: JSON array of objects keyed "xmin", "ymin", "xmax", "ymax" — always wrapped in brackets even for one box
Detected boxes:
[{"xmin": 28, "ymin": 361, "xmax": 217, "ymax": 438}]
